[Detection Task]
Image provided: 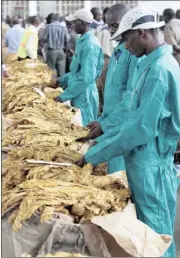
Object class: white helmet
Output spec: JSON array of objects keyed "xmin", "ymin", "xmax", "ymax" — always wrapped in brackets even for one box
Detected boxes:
[
  {"xmin": 65, "ymin": 8, "xmax": 93, "ymax": 23},
  {"xmin": 111, "ymin": 6, "xmax": 165, "ymax": 40}
]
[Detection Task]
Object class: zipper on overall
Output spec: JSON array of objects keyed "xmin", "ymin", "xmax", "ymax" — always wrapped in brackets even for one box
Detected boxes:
[{"xmin": 128, "ymin": 68, "xmax": 150, "ymax": 109}]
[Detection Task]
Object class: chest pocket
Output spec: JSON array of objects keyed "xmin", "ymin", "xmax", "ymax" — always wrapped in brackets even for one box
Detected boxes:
[{"xmin": 70, "ymin": 54, "xmax": 81, "ymax": 73}]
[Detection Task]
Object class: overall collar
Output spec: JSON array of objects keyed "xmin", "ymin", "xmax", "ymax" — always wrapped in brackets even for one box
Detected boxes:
[
  {"xmin": 138, "ymin": 44, "xmax": 173, "ymax": 72},
  {"xmin": 114, "ymin": 42, "xmax": 126, "ymax": 53},
  {"xmin": 78, "ymin": 30, "xmax": 92, "ymax": 42}
]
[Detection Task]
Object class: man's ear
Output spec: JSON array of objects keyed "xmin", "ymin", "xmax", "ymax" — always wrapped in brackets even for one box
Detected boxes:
[{"xmin": 137, "ymin": 29, "xmax": 145, "ymax": 38}]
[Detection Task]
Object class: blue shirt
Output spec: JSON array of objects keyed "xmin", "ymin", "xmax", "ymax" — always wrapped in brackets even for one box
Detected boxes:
[
  {"xmin": 4, "ymin": 24, "xmax": 24, "ymax": 54},
  {"xmin": 44, "ymin": 21, "xmax": 70, "ymax": 49}
]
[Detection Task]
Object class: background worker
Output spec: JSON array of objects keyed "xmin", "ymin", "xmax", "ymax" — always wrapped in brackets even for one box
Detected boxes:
[
  {"xmin": 65, "ymin": 20, "xmax": 79, "ymax": 73},
  {"xmin": 95, "ymin": 7, "xmax": 116, "ymax": 113},
  {"xmin": 86, "ymin": 3, "xmax": 142, "ymax": 174},
  {"xmin": 54, "ymin": 9, "xmax": 103, "ymax": 126},
  {"xmin": 77, "ymin": 7, "xmax": 180, "ymax": 257},
  {"xmin": 163, "ymin": 8, "xmax": 180, "ymax": 64},
  {"xmin": 90, "ymin": 7, "xmax": 104, "ymax": 29},
  {"xmin": 37, "ymin": 16, "xmax": 46, "ymax": 62},
  {"xmin": 44, "ymin": 13, "xmax": 70, "ymax": 76},
  {"xmin": 2, "ymin": 17, "xmax": 10, "ymax": 63},
  {"xmin": 18, "ymin": 16, "xmax": 40, "ymax": 61},
  {"xmin": 4, "ymin": 17, "xmax": 24, "ymax": 63}
]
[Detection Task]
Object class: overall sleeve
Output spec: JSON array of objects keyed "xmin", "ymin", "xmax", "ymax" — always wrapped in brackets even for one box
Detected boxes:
[
  {"xmin": 60, "ymin": 46, "xmax": 103, "ymax": 102},
  {"xmin": 95, "ymin": 125, "xmax": 121, "ymax": 143},
  {"xmin": 85, "ymin": 78, "xmax": 167, "ymax": 165},
  {"xmin": 58, "ymin": 73, "xmax": 70, "ymax": 89},
  {"xmin": 100, "ymin": 88, "xmax": 132, "ymax": 131},
  {"xmin": 96, "ymin": 113, "xmax": 106, "ymax": 123}
]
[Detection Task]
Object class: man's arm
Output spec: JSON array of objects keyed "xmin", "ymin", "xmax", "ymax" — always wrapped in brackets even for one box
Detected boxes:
[
  {"xmin": 85, "ymin": 78, "xmax": 167, "ymax": 165},
  {"xmin": 58, "ymin": 73, "xmax": 70, "ymax": 89},
  {"xmin": 60, "ymin": 46, "xmax": 103, "ymax": 102}
]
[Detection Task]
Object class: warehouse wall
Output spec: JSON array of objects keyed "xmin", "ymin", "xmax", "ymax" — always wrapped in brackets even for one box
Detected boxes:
[{"xmin": 2, "ymin": 0, "xmax": 138, "ymax": 18}]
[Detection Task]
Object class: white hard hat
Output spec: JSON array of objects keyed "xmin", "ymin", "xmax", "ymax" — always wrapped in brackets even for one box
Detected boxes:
[
  {"xmin": 65, "ymin": 8, "xmax": 93, "ymax": 23},
  {"xmin": 111, "ymin": 7, "xmax": 165, "ymax": 40}
]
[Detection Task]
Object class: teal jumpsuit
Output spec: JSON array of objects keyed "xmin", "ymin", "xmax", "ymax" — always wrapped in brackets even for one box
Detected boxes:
[
  {"xmin": 97, "ymin": 43, "xmax": 140, "ymax": 173},
  {"xmin": 85, "ymin": 44, "xmax": 180, "ymax": 257},
  {"xmin": 58, "ymin": 30, "xmax": 104, "ymax": 126}
]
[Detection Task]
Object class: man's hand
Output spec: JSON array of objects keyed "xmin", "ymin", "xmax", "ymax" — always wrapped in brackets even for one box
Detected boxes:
[
  {"xmin": 54, "ymin": 95, "xmax": 63, "ymax": 103},
  {"xmin": 75, "ymin": 156, "xmax": 87, "ymax": 167},
  {"xmin": 87, "ymin": 121, "xmax": 99, "ymax": 131},
  {"xmin": 87, "ymin": 121, "xmax": 103, "ymax": 140}
]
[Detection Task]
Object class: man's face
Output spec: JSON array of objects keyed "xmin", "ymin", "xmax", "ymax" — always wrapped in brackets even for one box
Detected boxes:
[
  {"xmin": 163, "ymin": 12, "xmax": 170, "ymax": 23},
  {"xmin": 106, "ymin": 13, "xmax": 120, "ymax": 37},
  {"xmin": 72, "ymin": 19, "xmax": 83, "ymax": 34},
  {"xmin": 122, "ymin": 30, "xmax": 145, "ymax": 57},
  {"xmin": 95, "ymin": 10, "xmax": 102, "ymax": 22}
]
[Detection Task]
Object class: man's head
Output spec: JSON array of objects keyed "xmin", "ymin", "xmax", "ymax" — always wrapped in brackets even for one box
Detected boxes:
[
  {"xmin": 91, "ymin": 7, "xmax": 102, "ymax": 22},
  {"xmin": 122, "ymin": 29, "xmax": 161, "ymax": 57},
  {"xmin": 176, "ymin": 9, "xmax": 180, "ymax": 19},
  {"xmin": 52, "ymin": 13, "xmax": 60, "ymax": 22},
  {"xmin": 29, "ymin": 16, "xmax": 40, "ymax": 27},
  {"xmin": 111, "ymin": 7, "xmax": 165, "ymax": 57},
  {"xmin": 106, "ymin": 3, "xmax": 130, "ymax": 37},
  {"xmin": 65, "ymin": 9, "xmax": 93, "ymax": 34},
  {"xmin": 163, "ymin": 8, "xmax": 175, "ymax": 23},
  {"xmin": 46, "ymin": 13, "xmax": 54, "ymax": 24},
  {"xmin": 12, "ymin": 17, "xmax": 20, "ymax": 26}
]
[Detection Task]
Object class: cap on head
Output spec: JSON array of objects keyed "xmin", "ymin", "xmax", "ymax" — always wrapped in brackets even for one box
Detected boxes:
[
  {"xmin": 111, "ymin": 7, "xmax": 165, "ymax": 40},
  {"xmin": 65, "ymin": 8, "xmax": 93, "ymax": 23}
]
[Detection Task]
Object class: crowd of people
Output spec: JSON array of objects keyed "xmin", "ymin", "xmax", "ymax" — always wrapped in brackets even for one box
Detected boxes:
[
  {"xmin": 1, "ymin": 4, "xmax": 180, "ymax": 257},
  {"xmin": 2, "ymin": 7, "xmax": 180, "ymax": 108}
]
